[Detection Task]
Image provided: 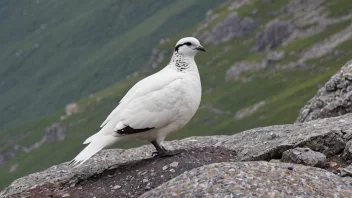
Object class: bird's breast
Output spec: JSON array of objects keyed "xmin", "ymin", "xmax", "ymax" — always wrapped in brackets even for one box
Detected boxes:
[{"xmin": 175, "ymin": 76, "xmax": 201, "ymax": 123}]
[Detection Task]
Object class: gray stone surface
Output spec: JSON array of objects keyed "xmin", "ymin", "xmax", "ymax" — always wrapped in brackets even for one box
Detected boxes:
[
  {"xmin": 44, "ymin": 123, "xmax": 66, "ymax": 142},
  {"xmin": 281, "ymin": 147, "xmax": 326, "ymax": 167},
  {"xmin": 255, "ymin": 19, "xmax": 294, "ymax": 52},
  {"xmin": 341, "ymin": 165, "xmax": 352, "ymax": 177},
  {"xmin": 140, "ymin": 161, "xmax": 352, "ymax": 198},
  {"xmin": 199, "ymin": 12, "xmax": 258, "ymax": 44},
  {"xmin": 3, "ymin": 113, "xmax": 352, "ymax": 197},
  {"xmin": 342, "ymin": 140, "xmax": 352, "ymax": 162},
  {"xmin": 296, "ymin": 60, "xmax": 352, "ymax": 123},
  {"xmin": 225, "ymin": 61, "xmax": 266, "ymax": 82},
  {"xmin": 0, "ymin": 137, "xmax": 227, "ymax": 197}
]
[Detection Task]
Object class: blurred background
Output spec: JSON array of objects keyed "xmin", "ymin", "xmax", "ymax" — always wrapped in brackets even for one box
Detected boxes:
[{"xmin": 0, "ymin": 0, "xmax": 351, "ymax": 190}]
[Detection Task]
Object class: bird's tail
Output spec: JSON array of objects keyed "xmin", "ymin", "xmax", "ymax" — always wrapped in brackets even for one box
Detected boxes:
[{"xmin": 70, "ymin": 135, "xmax": 119, "ymax": 167}]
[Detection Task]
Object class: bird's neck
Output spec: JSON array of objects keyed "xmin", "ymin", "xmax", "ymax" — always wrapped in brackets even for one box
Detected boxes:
[{"xmin": 169, "ymin": 52, "xmax": 197, "ymax": 73}]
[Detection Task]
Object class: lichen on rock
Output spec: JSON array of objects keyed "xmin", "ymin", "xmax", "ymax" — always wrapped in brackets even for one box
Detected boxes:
[{"xmin": 296, "ymin": 60, "xmax": 352, "ymax": 123}]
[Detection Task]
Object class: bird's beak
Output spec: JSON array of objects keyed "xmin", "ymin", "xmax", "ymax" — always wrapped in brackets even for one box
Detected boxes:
[{"xmin": 195, "ymin": 45, "xmax": 206, "ymax": 52}]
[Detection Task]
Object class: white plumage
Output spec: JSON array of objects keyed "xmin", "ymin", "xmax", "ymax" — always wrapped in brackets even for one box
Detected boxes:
[{"xmin": 71, "ymin": 37, "xmax": 205, "ymax": 166}]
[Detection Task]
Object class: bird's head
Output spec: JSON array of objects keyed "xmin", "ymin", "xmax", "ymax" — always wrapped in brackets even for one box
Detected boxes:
[{"xmin": 174, "ymin": 37, "xmax": 205, "ymax": 57}]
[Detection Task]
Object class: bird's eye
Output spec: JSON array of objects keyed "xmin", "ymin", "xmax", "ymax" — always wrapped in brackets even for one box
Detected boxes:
[{"xmin": 184, "ymin": 42, "xmax": 192, "ymax": 46}]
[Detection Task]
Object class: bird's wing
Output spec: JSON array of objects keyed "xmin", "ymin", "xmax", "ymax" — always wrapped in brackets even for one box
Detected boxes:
[
  {"xmin": 100, "ymin": 77, "xmax": 146, "ymax": 127},
  {"xmin": 100, "ymin": 70, "xmax": 185, "ymax": 131},
  {"xmin": 117, "ymin": 78, "xmax": 184, "ymax": 131}
]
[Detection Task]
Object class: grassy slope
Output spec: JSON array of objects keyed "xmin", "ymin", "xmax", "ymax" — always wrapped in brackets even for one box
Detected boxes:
[
  {"xmin": 1, "ymin": 0, "xmax": 352, "ymax": 190},
  {"xmin": 0, "ymin": 0, "xmax": 222, "ymax": 129},
  {"xmin": 0, "ymin": 0, "xmax": 225, "ymax": 189}
]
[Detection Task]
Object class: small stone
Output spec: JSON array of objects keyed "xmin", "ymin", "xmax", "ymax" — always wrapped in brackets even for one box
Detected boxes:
[
  {"xmin": 343, "ymin": 130, "xmax": 352, "ymax": 140},
  {"xmin": 143, "ymin": 179, "xmax": 148, "ymax": 183},
  {"xmin": 281, "ymin": 147, "xmax": 326, "ymax": 168},
  {"xmin": 287, "ymin": 167, "xmax": 294, "ymax": 171},
  {"xmin": 162, "ymin": 166, "xmax": 168, "ymax": 170},
  {"xmin": 328, "ymin": 162, "xmax": 338, "ymax": 167},
  {"xmin": 29, "ymin": 184, "xmax": 38, "ymax": 190},
  {"xmin": 340, "ymin": 165, "xmax": 352, "ymax": 177},
  {"xmin": 112, "ymin": 185, "xmax": 121, "ymax": 190},
  {"xmin": 269, "ymin": 159, "xmax": 280, "ymax": 163},
  {"xmin": 170, "ymin": 161, "xmax": 179, "ymax": 168},
  {"xmin": 145, "ymin": 182, "xmax": 152, "ymax": 191},
  {"xmin": 62, "ymin": 193, "xmax": 70, "ymax": 197},
  {"xmin": 342, "ymin": 140, "xmax": 352, "ymax": 161},
  {"xmin": 170, "ymin": 169, "xmax": 175, "ymax": 173}
]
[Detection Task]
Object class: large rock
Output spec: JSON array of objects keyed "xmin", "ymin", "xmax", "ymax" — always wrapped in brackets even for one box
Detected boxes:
[
  {"xmin": 44, "ymin": 123, "xmax": 66, "ymax": 142},
  {"xmin": 2, "ymin": 113, "xmax": 352, "ymax": 197},
  {"xmin": 296, "ymin": 60, "xmax": 352, "ymax": 123},
  {"xmin": 199, "ymin": 12, "xmax": 258, "ymax": 44},
  {"xmin": 141, "ymin": 162, "xmax": 352, "ymax": 198},
  {"xmin": 255, "ymin": 19, "xmax": 294, "ymax": 52},
  {"xmin": 281, "ymin": 147, "xmax": 326, "ymax": 168},
  {"xmin": 342, "ymin": 140, "xmax": 352, "ymax": 163}
]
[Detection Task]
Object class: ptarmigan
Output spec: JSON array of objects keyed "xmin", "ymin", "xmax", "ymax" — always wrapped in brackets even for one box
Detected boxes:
[{"xmin": 71, "ymin": 37, "xmax": 205, "ymax": 166}]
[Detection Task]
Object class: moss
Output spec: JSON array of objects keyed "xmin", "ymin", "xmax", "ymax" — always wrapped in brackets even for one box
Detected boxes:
[
  {"xmin": 335, "ymin": 38, "xmax": 352, "ymax": 51},
  {"xmin": 326, "ymin": 0, "xmax": 352, "ymax": 17}
]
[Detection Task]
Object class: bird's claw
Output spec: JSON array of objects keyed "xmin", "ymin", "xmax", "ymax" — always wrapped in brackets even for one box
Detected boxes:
[
  {"xmin": 152, "ymin": 150, "xmax": 180, "ymax": 158},
  {"xmin": 152, "ymin": 152, "xmax": 159, "ymax": 157}
]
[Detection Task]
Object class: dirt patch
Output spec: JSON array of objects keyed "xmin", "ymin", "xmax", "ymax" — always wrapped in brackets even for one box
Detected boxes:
[
  {"xmin": 325, "ymin": 154, "xmax": 349, "ymax": 175},
  {"xmin": 9, "ymin": 147, "xmax": 237, "ymax": 198}
]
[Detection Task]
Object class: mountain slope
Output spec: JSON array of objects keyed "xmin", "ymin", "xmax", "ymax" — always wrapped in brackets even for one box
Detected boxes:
[
  {"xmin": 1, "ymin": 0, "xmax": 352, "ymax": 191},
  {"xmin": 0, "ymin": 0, "xmax": 223, "ymax": 129}
]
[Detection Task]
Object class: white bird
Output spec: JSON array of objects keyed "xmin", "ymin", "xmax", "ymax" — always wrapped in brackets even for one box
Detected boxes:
[{"xmin": 70, "ymin": 37, "xmax": 205, "ymax": 166}]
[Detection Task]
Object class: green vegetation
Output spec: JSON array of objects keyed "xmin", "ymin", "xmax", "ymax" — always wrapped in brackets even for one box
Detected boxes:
[
  {"xmin": 326, "ymin": 0, "xmax": 352, "ymax": 17},
  {"xmin": 276, "ymin": 19, "xmax": 351, "ymax": 64},
  {"xmin": 0, "ymin": 0, "xmax": 223, "ymax": 130},
  {"xmin": 1, "ymin": 0, "xmax": 352, "ymax": 191},
  {"xmin": 236, "ymin": 0, "xmax": 289, "ymax": 22},
  {"xmin": 280, "ymin": 19, "xmax": 351, "ymax": 53}
]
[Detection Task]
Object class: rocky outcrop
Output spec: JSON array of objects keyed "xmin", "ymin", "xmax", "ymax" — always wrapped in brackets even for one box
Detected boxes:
[
  {"xmin": 225, "ymin": 61, "xmax": 267, "ymax": 82},
  {"xmin": 255, "ymin": 19, "xmax": 294, "ymax": 52},
  {"xmin": 199, "ymin": 12, "xmax": 259, "ymax": 44},
  {"xmin": 44, "ymin": 123, "xmax": 66, "ymax": 142},
  {"xmin": 296, "ymin": 60, "xmax": 352, "ymax": 123},
  {"xmin": 142, "ymin": 162, "xmax": 352, "ymax": 198},
  {"xmin": 0, "ymin": 146, "xmax": 21, "ymax": 166},
  {"xmin": 148, "ymin": 47, "xmax": 170, "ymax": 69},
  {"xmin": 298, "ymin": 24, "xmax": 352, "ymax": 64},
  {"xmin": 65, "ymin": 103, "xmax": 79, "ymax": 117},
  {"xmin": 0, "ymin": 123, "xmax": 66, "ymax": 167},
  {"xmin": 2, "ymin": 113, "xmax": 352, "ymax": 197},
  {"xmin": 280, "ymin": 147, "xmax": 326, "ymax": 168},
  {"xmin": 342, "ymin": 140, "xmax": 352, "ymax": 163}
]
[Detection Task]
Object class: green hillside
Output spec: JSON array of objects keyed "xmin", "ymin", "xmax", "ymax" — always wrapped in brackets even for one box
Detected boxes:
[
  {"xmin": 1, "ymin": 0, "xmax": 352, "ymax": 191},
  {"xmin": 0, "ymin": 0, "xmax": 222, "ymax": 129}
]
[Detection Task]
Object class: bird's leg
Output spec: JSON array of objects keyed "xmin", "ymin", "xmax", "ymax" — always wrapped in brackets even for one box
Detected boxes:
[{"xmin": 151, "ymin": 141, "xmax": 179, "ymax": 157}]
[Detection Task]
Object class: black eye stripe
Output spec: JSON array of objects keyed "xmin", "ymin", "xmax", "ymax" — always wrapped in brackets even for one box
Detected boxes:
[{"xmin": 175, "ymin": 42, "xmax": 193, "ymax": 51}]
